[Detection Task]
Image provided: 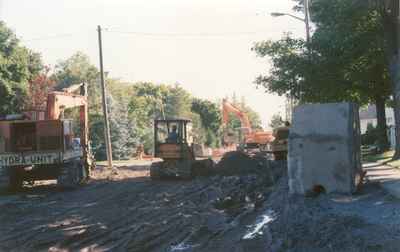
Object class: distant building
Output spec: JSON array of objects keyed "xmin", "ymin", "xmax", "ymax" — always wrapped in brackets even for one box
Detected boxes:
[{"xmin": 359, "ymin": 105, "xmax": 395, "ymax": 148}]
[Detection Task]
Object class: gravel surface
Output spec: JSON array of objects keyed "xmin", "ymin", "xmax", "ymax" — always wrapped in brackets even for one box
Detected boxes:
[
  {"xmin": 0, "ymin": 155, "xmax": 282, "ymax": 252},
  {"xmin": 1, "ymin": 157, "xmax": 400, "ymax": 252},
  {"xmin": 263, "ymin": 175, "xmax": 400, "ymax": 252}
]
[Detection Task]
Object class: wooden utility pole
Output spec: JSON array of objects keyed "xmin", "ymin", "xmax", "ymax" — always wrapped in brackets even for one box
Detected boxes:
[
  {"xmin": 97, "ymin": 25, "xmax": 113, "ymax": 168},
  {"xmin": 304, "ymin": 0, "xmax": 311, "ymax": 44}
]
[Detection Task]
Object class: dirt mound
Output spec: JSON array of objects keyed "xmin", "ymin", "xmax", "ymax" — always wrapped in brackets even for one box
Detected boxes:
[
  {"xmin": 263, "ymin": 175, "xmax": 400, "ymax": 252},
  {"xmin": 214, "ymin": 151, "xmax": 268, "ymax": 176}
]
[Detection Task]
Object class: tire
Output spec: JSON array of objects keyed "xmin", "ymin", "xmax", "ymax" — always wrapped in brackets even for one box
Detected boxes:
[
  {"xmin": 274, "ymin": 151, "xmax": 287, "ymax": 161},
  {"xmin": 9, "ymin": 170, "xmax": 23, "ymax": 192},
  {"xmin": 177, "ymin": 160, "xmax": 193, "ymax": 179},
  {"xmin": 150, "ymin": 162, "xmax": 162, "ymax": 180},
  {"xmin": 192, "ymin": 159, "xmax": 215, "ymax": 177},
  {"xmin": 58, "ymin": 159, "xmax": 85, "ymax": 189}
]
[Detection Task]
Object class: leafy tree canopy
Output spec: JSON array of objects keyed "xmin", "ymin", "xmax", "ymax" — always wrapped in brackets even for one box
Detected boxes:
[
  {"xmin": 0, "ymin": 21, "xmax": 43, "ymax": 115},
  {"xmin": 253, "ymin": 0, "xmax": 391, "ymax": 105}
]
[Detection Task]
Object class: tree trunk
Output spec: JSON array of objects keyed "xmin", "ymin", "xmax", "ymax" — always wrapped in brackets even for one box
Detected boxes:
[
  {"xmin": 383, "ymin": 2, "xmax": 400, "ymax": 160},
  {"xmin": 391, "ymin": 61, "xmax": 400, "ymax": 159},
  {"xmin": 375, "ymin": 95, "xmax": 389, "ymax": 152}
]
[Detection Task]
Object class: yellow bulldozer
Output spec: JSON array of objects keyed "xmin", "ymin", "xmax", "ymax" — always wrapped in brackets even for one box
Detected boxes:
[{"xmin": 150, "ymin": 118, "xmax": 214, "ymax": 179}]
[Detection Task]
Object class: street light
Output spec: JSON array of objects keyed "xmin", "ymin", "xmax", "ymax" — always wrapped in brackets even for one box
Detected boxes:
[
  {"xmin": 268, "ymin": 0, "xmax": 311, "ymax": 118},
  {"xmin": 270, "ymin": 0, "xmax": 311, "ymax": 44},
  {"xmin": 270, "ymin": 12, "xmax": 305, "ymax": 22}
]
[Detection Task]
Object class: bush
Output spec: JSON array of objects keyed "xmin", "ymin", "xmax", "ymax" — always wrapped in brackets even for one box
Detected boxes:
[{"xmin": 361, "ymin": 124, "xmax": 379, "ymax": 146}]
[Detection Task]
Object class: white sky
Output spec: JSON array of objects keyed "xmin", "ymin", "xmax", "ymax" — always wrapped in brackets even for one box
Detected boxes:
[{"xmin": 1, "ymin": 0, "xmax": 305, "ymax": 127}]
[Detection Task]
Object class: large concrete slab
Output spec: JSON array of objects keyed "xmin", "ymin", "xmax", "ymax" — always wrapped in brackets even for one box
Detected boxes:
[{"xmin": 288, "ymin": 103, "xmax": 362, "ymax": 195}]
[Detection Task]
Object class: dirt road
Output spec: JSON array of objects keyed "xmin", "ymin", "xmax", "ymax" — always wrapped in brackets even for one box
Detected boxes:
[
  {"xmin": 0, "ymin": 159, "xmax": 279, "ymax": 252},
  {"xmin": 2, "ymin": 160, "xmax": 400, "ymax": 252}
]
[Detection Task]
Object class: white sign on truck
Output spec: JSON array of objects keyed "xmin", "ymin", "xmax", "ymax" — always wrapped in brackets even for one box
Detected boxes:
[{"xmin": 0, "ymin": 152, "xmax": 61, "ymax": 166}]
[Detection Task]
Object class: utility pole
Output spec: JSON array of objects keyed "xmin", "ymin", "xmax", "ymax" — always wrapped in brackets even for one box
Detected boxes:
[
  {"xmin": 271, "ymin": 0, "xmax": 311, "ymax": 105},
  {"xmin": 97, "ymin": 25, "xmax": 113, "ymax": 169},
  {"xmin": 304, "ymin": 0, "xmax": 311, "ymax": 44}
]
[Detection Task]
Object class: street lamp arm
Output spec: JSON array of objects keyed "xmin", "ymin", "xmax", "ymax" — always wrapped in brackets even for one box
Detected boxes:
[{"xmin": 272, "ymin": 12, "xmax": 305, "ymax": 23}]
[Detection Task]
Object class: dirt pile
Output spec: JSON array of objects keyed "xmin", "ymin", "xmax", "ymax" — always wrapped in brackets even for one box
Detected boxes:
[
  {"xmin": 215, "ymin": 151, "xmax": 260, "ymax": 175},
  {"xmin": 263, "ymin": 176, "xmax": 400, "ymax": 252}
]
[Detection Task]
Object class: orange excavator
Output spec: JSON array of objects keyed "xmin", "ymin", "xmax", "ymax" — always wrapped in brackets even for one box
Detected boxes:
[
  {"xmin": 222, "ymin": 99, "xmax": 274, "ymax": 151},
  {"xmin": 0, "ymin": 83, "xmax": 94, "ymax": 191}
]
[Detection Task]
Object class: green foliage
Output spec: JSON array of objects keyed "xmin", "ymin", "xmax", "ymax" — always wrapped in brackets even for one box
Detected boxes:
[
  {"xmin": 269, "ymin": 113, "xmax": 284, "ymax": 129},
  {"xmin": 362, "ymin": 124, "xmax": 380, "ymax": 146},
  {"xmin": 253, "ymin": 0, "xmax": 391, "ymax": 105},
  {"xmin": 108, "ymin": 95, "xmax": 139, "ymax": 160},
  {"xmin": 191, "ymin": 98, "xmax": 222, "ymax": 147},
  {"xmin": 53, "ymin": 52, "xmax": 101, "ymax": 114},
  {"xmin": 164, "ymin": 84, "xmax": 192, "ymax": 118},
  {"xmin": 0, "ymin": 21, "xmax": 43, "ymax": 115}
]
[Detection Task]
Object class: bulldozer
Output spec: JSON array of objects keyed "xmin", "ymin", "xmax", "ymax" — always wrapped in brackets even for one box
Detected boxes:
[
  {"xmin": 150, "ymin": 118, "xmax": 214, "ymax": 179},
  {"xmin": 0, "ymin": 83, "xmax": 95, "ymax": 191}
]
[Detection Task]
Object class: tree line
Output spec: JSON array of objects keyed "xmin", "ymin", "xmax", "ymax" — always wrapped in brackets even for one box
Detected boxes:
[{"xmin": 0, "ymin": 21, "xmax": 262, "ymax": 160}]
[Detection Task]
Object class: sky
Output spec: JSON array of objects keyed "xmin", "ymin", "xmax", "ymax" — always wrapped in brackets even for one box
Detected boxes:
[{"xmin": 1, "ymin": 0, "xmax": 305, "ymax": 128}]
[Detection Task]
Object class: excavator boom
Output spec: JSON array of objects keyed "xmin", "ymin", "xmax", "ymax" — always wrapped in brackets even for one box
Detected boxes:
[
  {"xmin": 221, "ymin": 99, "xmax": 274, "ymax": 149},
  {"xmin": 47, "ymin": 84, "xmax": 89, "ymax": 165},
  {"xmin": 222, "ymin": 99, "xmax": 252, "ymax": 133}
]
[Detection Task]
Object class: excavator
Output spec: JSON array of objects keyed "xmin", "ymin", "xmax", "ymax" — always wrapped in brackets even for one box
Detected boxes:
[
  {"xmin": 222, "ymin": 99, "xmax": 274, "ymax": 152},
  {"xmin": 0, "ymin": 83, "xmax": 94, "ymax": 191}
]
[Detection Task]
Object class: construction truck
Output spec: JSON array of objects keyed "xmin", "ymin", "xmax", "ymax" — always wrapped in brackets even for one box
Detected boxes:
[
  {"xmin": 222, "ymin": 99, "xmax": 274, "ymax": 152},
  {"xmin": 270, "ymin": 125, "xmax": 290, "ymax": 160},
  {"xmin": 150, "ymin": 118, "xmax": 214, "ymax": 179},
  {"xmin": 0, "ymin": 83, "xmax": 94, "ymax": 191}
]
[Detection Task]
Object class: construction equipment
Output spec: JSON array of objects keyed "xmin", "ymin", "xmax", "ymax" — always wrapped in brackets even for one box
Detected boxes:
[
  {"xmin": 222, "ymin": 99, "xmax": 274, "ymax": 151},
  {"xmin": 150, "ymin": 118, "xmax": 214, "ymax": 179},
  {"xmin": 270, "ymin": 126, "xmax": 289, "ymax": 160},
  {"xmin": 0, "ymin": 83, "xmax": 94, "ymax": 191}
]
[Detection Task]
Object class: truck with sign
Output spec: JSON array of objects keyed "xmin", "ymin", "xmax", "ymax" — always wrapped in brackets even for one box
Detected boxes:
[{"xmin": 0, "ymin": 83, "xmax": 94, "ymax": 191}]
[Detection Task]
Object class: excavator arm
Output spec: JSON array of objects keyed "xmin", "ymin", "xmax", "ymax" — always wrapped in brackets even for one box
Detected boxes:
[
  {"xmin": 222, "ymin": 99, "xmax": 252, "ymax": 133},
  {"xmin": 46, "ymin": 83, "xmax": 89, "ymax": 167}
]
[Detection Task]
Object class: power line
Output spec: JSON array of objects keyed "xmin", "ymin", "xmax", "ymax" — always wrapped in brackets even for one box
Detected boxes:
[
  {"xmin": 105, "ymin": 29, "xmax": 268, "ymax": 38},
  {"xmin": 20, "ymin": 28, "xmax": 269, "ymax": 42}
]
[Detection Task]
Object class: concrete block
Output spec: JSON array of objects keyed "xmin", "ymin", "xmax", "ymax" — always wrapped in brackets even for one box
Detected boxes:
[{"xmin": 288, "ymin": 103, "xmax": 362, "ymax": 195}]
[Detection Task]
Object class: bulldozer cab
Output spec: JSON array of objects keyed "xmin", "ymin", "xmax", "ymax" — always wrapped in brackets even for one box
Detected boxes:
[
  {"xmin": 154, "ymin": 119, "xmax": 191, "ymax": 144},
  {"xmin": 153, "ymin": 119, "xmax": 194, "ymax": 160}
]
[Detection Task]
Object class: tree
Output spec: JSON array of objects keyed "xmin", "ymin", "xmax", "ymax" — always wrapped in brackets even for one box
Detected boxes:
[
  {"xmin": 191, "ymin": 98, "xmax": 221, "ymax": 133},
  {"xmin": 53, "ymin": 52, "xmax": 101, "ymax": 114},
  {"xmin": 0, "ymin": 21, "xmax": 43, "ymax": 115},
  {"xmin": 269, "ymin": 114, "xmax": 284, "ymax": 129},
  {"xmin": 254, "ymin": 0, "xmax": 391, "ymax": 151},
  {"xmin": 191, "ymin": 98, "xmax": 222, "ymax": 147},
  {"xmin": 164, "ymin": 84, "xmax": 193, "ymax": 118},
  {"xmin": 382, "ymin": 0, "xmax": 400, "ymax": 159},
  {"xmin": 25, "ymin": 66, "xmax": 55, "ymax": 111}
]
